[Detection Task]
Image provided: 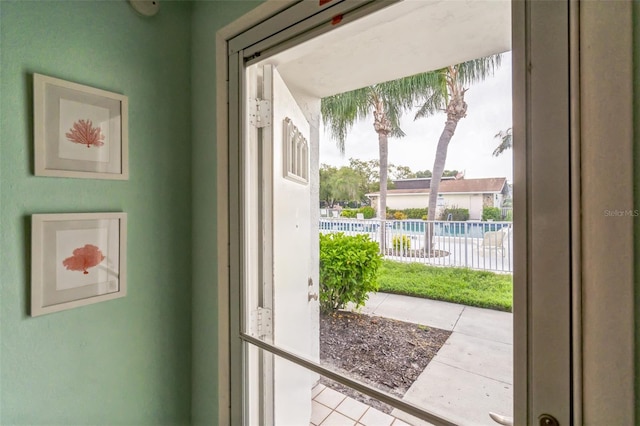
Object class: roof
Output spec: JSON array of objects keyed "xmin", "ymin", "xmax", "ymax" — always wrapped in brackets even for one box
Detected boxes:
[
  {"xmin": 393, "ymin": 177, "xmax": 456, "ymax": 190},
  {"xmin": 367, "ymin": 177, "xmax": 507, "ymax": 196}
]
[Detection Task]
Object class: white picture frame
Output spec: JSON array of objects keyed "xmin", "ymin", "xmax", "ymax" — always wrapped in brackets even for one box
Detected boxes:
[
  {"xmin": 31, "ymin": 212, "xmax": 127, "ymax": 316},
  {"xmin": 33, "ymin": 73, "xmax": 129, "ymax": 179}
]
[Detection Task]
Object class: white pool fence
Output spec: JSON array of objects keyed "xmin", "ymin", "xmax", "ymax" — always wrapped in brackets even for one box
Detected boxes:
[{"xmin": 319, "ymin": 218, "xmax": 513, "ymax": 273}]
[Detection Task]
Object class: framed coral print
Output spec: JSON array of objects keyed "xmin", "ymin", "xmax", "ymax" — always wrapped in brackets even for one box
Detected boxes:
[
  {"xmin": 31, "ymin": 213, "xmax": 127, "ymax": 316},
  {"xmin": 33, "ymin": 73, "xmax": 129, "ymax": 179}
]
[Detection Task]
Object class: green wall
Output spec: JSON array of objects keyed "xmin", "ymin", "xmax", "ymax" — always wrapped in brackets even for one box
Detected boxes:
[
  {"xmin": 190, "ymin": 2, "xmax": 262, "ymax": 424},
  {"xmin": 0, "ymin": 1, "xmax": 193, "ymax": 424}
]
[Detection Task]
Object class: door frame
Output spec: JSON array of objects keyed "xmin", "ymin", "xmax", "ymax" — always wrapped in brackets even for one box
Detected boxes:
[{"xmin": 213, "ymin": 1, "xmax": 635, "ymax": 425}]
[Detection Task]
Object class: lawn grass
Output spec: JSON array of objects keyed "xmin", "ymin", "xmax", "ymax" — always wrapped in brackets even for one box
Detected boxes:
[{"xmin": 377, "ymin": 260, "xmax": 513, "ymax": 312}]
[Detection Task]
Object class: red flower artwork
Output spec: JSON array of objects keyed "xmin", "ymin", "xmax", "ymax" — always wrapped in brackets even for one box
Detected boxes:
[
  {"xmin": 65, "ymin": 119, "xmax": 105, "ymax": 148},
  {"xmin": 62, "ymin": 244, "xmax": 105, "ymax": 274}
]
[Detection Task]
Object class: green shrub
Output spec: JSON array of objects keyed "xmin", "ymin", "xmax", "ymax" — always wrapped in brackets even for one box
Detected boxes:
[
  {"xmin": 341, "ymin": 207, "xmax": 375, "ymax": 219},
  {"xmin": 504, "ymin": 209, "xmax": 513, "ymax": 221},
  {"xmin": 393, "ymin": 211, "xmax": 407, "ymax": 220},
  {"xmin": 386, "ymin": 208, "xmax": 427, "ymax": 220},
  {"xmin": 340, "ymin": 209, "xmax": 357, "ymax": 218},
  {"xmin": 403, "ymin": 208, "xmax": 428, "ymax": 219},
  {"xmin": 392, "ymin": 234, "xmax": 411, "ymax": 251},
  {"xmin": 358, "ymin": 206, "xmax": 376, "ymax": 219},
  {"xmin": 440, "ymin": 207, "xmax": 469, "ymax": 221},
  {"xmin": 319, "ymin": 233, "xmax": 382, "ymax": 313},
  {"xmin": 482, "ymin": 207, "xmax": 501, "ymax": 221}
]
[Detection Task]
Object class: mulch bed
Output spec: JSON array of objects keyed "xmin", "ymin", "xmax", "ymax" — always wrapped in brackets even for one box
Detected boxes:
[{"xmin": 319, "ymin": 311, "xmax": 451, "ymax": 413}]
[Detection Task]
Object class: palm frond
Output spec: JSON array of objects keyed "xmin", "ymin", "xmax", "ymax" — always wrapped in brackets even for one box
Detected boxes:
[
  {"xmin": 414, "ymin": 90, "xmax": 446, "ymax": 120},
  {"xmin": 321, "ymin": 70, "xmax": 447, "ymax": 150},
  {"xmin": 385, "ymin": 102, "xmax": 406, "ymax": 138},
  {"xmin": 376, "ymin": 71, "xmax": 443, "ymax": 107},
  {"xmin": 320, "ymin": 87, "xmax": 370, "ymax": 153},
  {"xmin": 492, "ymin": 127, "xmax": 513, "ymax": 156},
  {"xmin": 411, "ymin": 69, "xmax": 448, "ymax": 120},
  {"xmin": 455, "ymin": 54, "xmax": 503, "ymax": 86}
]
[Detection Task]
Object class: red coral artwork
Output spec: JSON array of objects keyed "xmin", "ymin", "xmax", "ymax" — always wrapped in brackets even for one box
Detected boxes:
[
  {"xmin": 65, "ymin": 119, "xmax": 105, "ymax": 148},
  {"xmin": 62, "ymin": 244, "xmax": 105, "ymax": 274}
]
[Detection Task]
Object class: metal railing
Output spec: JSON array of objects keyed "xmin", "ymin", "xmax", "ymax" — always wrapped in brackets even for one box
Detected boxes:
[{"xmin": 319, "ymin": 218, "xmax": 513, "ymax": 273}]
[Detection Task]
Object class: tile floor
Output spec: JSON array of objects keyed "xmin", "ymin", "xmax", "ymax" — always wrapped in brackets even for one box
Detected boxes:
[{"xmin": 311, "ymin": 383, "xmax": 413, "ymax": 426}]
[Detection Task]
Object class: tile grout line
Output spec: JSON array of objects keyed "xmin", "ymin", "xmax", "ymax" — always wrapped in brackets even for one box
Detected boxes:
[
  {"xmin": 356, "ymin": 406, "xmax": 370, "ymax": 423},
  {"xmin": 314, "ymin": 390, "xmax": 403, "ymax": 426}
]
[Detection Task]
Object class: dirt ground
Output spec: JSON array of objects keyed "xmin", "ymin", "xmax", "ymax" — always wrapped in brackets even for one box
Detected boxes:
[{"xmin": 319, "ymin": 311, "xmax": 451, "ymax": 414}]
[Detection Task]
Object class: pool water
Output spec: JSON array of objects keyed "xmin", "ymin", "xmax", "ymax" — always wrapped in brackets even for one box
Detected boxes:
[
  {"xmin": 392, "ymin": 221, "xmax": 509, "ymax": 238},
  {"xmin": 319, "ymin": 219, "xmax": 509, "ymax": 238}
]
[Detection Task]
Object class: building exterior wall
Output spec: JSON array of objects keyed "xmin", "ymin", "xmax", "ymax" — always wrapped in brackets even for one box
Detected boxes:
[
  {"xmin": 386, "ymin": 194, "xmax": 429, "ymax": 210},
  {"xmin": 385, "ymin": 193, "xmax": 495, "ymax": 220}
]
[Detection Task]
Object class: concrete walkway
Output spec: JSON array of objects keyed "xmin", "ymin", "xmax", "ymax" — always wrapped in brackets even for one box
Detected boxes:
[{"xmin": 359, "ymin": 293, "xmax": 513, "ymax": 426}]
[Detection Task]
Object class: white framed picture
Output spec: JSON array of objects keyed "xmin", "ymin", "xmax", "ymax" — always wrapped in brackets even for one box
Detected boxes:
[
  {"xmin": 31, "ymin": 212, "xmax": 127, "ymax": 316},
  {"xmin": 33, "ymin": 73, "xmax": 129, "ymax": 179}
]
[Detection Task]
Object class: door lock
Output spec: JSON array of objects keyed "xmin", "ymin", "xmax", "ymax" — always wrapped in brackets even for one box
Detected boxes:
[{"xmin": 538, "ymin": 414, "xmax": 559, "ymax": 426}]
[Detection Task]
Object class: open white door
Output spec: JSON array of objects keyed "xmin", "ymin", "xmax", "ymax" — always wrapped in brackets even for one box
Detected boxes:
[
  {"xmin": 268, "ymin": 64, "xmax": 316, "ymax": 426},
  {"xmin": 245, "ymin": 63, "xmax": 318, "ymax": 426}
]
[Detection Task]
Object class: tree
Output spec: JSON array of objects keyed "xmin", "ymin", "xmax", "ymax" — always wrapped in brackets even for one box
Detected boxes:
[
  {"xmin": 390, "ymin": 165, "xmax": 414, "ymax": 180},
  {"xmin": 319, "ymin": 164, "xmax": 338, "ymax": 207},
  {"xmin": 413, "ymin": 169, "xmax": 432, "ymax": 178},
  {"xmin": 321, "ymin": 73, "xmax": 441, "ymax": 250},
  {"xmin": 348, "ymin": 158, "xmax": 381, "ymax": 195},
  {"xmin": 332, "ymin": 167, "xmax": 362, "ymax": 204},
  {"xmin": 492, "ymin": 128, "xmax": 512, "ymax": 156},
  {"xmin": 319, "ymin": 164, "xmax": 368, "ymax": 207},
  {"xmin": 414, "ymin": 54, "xmax": 502, "ymax": 221}
]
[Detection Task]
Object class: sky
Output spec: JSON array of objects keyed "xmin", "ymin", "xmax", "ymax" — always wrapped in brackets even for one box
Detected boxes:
[{"xmin": 319, "ymin": 52, "xmax": 513, "ymax": 182}]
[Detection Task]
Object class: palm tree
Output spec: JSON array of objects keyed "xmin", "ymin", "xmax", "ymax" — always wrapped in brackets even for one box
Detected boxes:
[
  {"xmin": 492, "ymin": 127, "xmax": 512, "ymax": 156},
  {"xmin": 414, "ymin": 55, "xmax": 503, "ymax": 222},
  {"xmin": 321, "ymin": 74, "xmax": 441, "ymax": 250}
]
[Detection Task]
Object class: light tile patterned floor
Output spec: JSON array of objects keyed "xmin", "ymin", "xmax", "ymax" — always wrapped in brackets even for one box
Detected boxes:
[{"xmin": 310, "ymin": 383, "xmax": 413, "ymax": 426}]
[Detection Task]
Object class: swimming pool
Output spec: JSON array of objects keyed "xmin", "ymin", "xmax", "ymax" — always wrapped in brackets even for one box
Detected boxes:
[
  {"xmin": 319, "ymin": 219, "xmax": 510, "ymax": 238},
  {"xmin": 391, "ymin": 221, "xmax": 509, "ymax": 238}
]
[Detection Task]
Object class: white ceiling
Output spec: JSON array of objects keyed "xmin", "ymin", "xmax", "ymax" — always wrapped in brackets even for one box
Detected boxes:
[{"xmin": 264, "ymin": 0, "xmax": 511, "ymax": 99}]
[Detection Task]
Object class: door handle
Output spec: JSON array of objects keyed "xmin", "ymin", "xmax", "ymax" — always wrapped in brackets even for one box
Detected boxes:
[{"xmin": 538, "ymin": 414, "xmax": 559, "ymax": 426}]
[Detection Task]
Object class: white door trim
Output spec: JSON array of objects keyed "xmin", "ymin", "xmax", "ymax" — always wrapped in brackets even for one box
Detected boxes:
[{"xmin": 514, "ymin": 1, "xmax": 574, "ymax": 423}]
